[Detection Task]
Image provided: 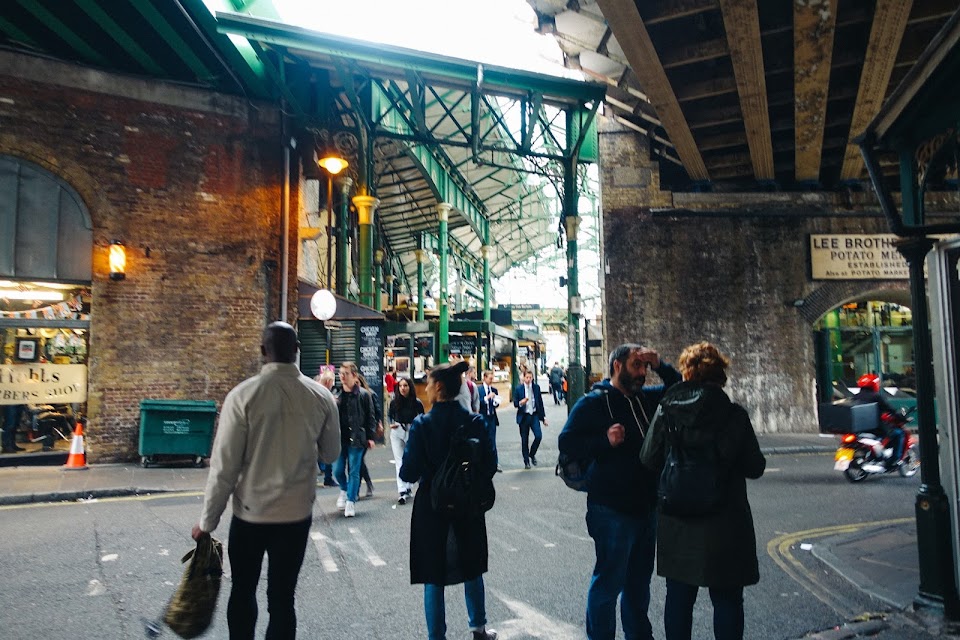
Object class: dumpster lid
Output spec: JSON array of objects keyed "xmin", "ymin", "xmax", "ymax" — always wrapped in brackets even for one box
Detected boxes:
[{"xmin": 139, "ymin": 399, "xmax": 217, "ymax": 412}]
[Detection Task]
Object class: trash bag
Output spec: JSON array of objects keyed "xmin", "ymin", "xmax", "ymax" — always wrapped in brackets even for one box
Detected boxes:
[{"xmin": 163, "ymin": 536, "xmax": 224, "ymax": 638}]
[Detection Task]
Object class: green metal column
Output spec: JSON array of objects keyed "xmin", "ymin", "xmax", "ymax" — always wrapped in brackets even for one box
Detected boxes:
[
  {"xmin": 415, "ymin": 248, "xmax": 426, "ymax": 322},
  {"xmin": 899, "ymin": 237, "xmax": 960, "ymax": 616},
  {"xmin": 438, "ymin": 203, "xmax": 451, "ymax": 363},
  {"xmin": 374, "ymin": 248, "xmax": 384, "ymax": 312},
  {"xmin": 336, "ymin": 177, "xmax": 353, "ymax": 297},
  {"xmin": 563, "ymin": 154, "xmax": 584, "ymax": 408},
  {"xmin": 481, "ymin": 244, "xmax": 492, "ymax": 323},
  {"xmin": 354, "ymin": 195, "xmax": 379, "ymax": 308},
  {"xmin": 385, "ymin": 274, "xmax": 395, "ymax": 307}
]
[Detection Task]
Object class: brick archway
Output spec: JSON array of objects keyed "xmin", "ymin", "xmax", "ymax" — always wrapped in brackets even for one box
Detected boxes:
[{"xmin": 796, "ymin": 280, "xmax": 912, "ymax": 325}]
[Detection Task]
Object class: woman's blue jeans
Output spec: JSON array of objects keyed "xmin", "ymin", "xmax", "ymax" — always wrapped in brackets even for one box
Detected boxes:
[
  {"xmin": 664, "ymin": 578, "xmax": 744, "ymax": 640},
  {"xmin": 334, "ymin": 445, "xmax": 365, "ymax": 502},
  {"xmin": 424, "ymin": 576, "xmax": 486, "ymax": 640}
]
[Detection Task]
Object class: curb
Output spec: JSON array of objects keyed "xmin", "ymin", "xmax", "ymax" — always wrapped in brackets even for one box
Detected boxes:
[
  {"xmin": 0, "ymin": 487, "xmax": 180, "ymax": 506},
  {"xmin": 811, "ymin": 528, "xmax": 911, "ymax": 611},
  {"xmin": 761, "ymin": 446, "xmax": 834, "ymax": 455}
]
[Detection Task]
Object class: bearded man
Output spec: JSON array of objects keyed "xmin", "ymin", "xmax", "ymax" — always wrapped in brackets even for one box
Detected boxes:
[{"xmin": 558, "ymin": 344, "xmax": 681, "ymax": 640}]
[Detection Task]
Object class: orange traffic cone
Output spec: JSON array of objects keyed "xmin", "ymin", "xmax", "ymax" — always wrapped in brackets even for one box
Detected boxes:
[{"xmin": 64, "ymin": 420, "xmax": 88, "ymax": 470}]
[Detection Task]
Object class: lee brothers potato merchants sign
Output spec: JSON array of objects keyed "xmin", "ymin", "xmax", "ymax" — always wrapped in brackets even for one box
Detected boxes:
[
  {"xmin": 0, "ymin": 364, "xmax": 87, "ymax": 405},
  {"xmin": 810, "ymin": 234, "xmax": 909, "ymax": 280}
]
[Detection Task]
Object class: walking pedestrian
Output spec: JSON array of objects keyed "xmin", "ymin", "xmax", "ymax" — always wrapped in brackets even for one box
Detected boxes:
[
  {"xmin": 315, "ymin": 369, "xmax": 339, "ymax": 487},
  {"xmin": 399, "ymin": 360, "xmax": 498, "ymax": 640},
  {"xmin": 388, "ymin": 377, "xmax": 424, "ymax": 505},
  {"xmin": 558, "ymin": 343, "xmax": 681, "ymax": 640},
  {"xmin": 192, "ymin": 322, "xmax": 340, "ymax": 639},
  {"xmin": 549, "ymin": 362, "xmax": 565, "ymax": 405},
  {"xmin": 334, "ymin": 362, "xmax": 377, "ymax": 517},
  {"xmin": 640, "ymin": 342, "xmax": 765, "ymax": 640},
  {"xmin": 478, "ymin": 369, "xmax": 502, "ymax": 472},
  {"xmin": 512, "ymin": 370, "xmax": 546, "ymax": 469},
  {"xmin": 357, "ymin": 373, "xmax": 384, "ymax": 497}
]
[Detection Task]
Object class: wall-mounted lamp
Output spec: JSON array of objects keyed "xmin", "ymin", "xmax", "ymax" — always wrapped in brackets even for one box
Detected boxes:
[
  {"xmin": 374, "ymin": 248, "xmax": 385, "ymax": 264},
  {"xmin": 109, "ymin": 241, "xmax": 126, "ymax": 281}
]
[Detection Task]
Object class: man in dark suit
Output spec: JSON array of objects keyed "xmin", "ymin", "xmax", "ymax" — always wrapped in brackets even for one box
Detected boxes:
[
  {"xmin": 478, "ymin": 369, "xmax": 502, "ymax": 472},
  {"xmin": 513, "ymin": 369, "xmax": 547, "ymax": 469}
]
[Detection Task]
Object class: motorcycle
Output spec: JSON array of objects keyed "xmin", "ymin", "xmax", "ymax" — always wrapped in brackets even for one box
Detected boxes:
[{"xmin": 834, "ymin": 407, "xmax": 920, "ymax": 482}]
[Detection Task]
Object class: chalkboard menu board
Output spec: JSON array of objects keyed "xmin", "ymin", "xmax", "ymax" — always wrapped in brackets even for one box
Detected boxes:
[
  {"xmin": 358, "ymin": 321, "xmax": 384, "ymax": 412},
  {"xmin": 449, "ymin": 335, "xmax": 476, "ymax": 356}
]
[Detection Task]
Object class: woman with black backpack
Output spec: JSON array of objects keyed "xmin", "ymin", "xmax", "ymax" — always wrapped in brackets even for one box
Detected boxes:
[
  {"xmin": 639, "ymin": 342, "xmax": 766, "ymax": 640},
  {"xmin": 400, "ymin": 360, "xmax": 498, "ymax": 640}
]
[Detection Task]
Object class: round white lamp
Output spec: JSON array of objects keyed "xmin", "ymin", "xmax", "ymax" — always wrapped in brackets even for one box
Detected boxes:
[{"xmin": 310, "ymin": 289, "xmax": 337, "ymax": 321}]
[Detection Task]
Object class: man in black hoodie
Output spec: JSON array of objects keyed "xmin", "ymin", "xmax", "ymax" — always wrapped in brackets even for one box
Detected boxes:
[{"xmin": 558, "ymin": 343, "xmax": 681, "ymax": 640}]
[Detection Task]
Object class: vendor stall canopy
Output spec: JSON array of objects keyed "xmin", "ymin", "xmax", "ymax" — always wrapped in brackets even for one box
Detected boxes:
[
  {"xmin": 0, "ymin": 0, "xmax": 606, "ymax": 293},
  {"xmin": 527, "ymin": 0, "xmax": 957, "ymax": 192}
]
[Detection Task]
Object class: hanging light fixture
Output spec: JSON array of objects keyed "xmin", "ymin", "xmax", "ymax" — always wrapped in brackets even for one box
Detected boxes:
[
  {"xmin": 318, "ymin": 149, "xmax": 348, "ymax": 289},
  {"xmin": 109, "ymin": 241, "xmax": 126, "ymax": 281}
]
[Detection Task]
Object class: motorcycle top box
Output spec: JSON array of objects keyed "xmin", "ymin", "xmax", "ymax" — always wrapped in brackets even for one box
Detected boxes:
[{"xmin": 818, "ymin": 400, "xmax": 879, "ymax": 434}]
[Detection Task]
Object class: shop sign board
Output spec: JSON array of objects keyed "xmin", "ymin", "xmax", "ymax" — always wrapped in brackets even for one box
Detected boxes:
[
  {"xmin": 810, "ymin": 234, "xmax": 910, "ymax": 280},
  {"xmin": 0, "ymin": 364, "xmax": 87, "ymax": 404},
  {"xmin": 449, "ymin": 336, "xmax": 476, "ymax": 356}
]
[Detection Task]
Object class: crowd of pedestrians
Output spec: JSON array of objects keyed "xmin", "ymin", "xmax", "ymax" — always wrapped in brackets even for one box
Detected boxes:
[{"xmin": 193, "ymin": 327, "xmax": 764, "ymax": 640}]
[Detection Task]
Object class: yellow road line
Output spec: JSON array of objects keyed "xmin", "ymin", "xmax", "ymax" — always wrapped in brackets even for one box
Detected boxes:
[{"xmin": 766, "ymin": 518, "xmax": 913, "ymax": 616}]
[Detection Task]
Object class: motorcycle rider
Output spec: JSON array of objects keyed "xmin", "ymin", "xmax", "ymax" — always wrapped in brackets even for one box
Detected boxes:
[{"xmin": 851, "ymin": 373, "xmax": 905, "ymax": 467}]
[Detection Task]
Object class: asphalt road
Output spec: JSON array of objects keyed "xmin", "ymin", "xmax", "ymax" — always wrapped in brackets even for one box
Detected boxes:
[{"xmin": 0, "ymin": 400, "xmax": 924, "ymax": 639}]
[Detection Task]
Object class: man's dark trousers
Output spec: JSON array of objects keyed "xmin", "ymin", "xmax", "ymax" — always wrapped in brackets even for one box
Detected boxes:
[
  {"xmin": 518, "ymin": 412, "xmax": 542, "ymax": 464},
  {"xmin": 483, "ymin": 414, "xmax": 499, "ymax": 465},
  {"xmin": 227, "ymin": 515, "xmax": 311, "ymax": 640}
]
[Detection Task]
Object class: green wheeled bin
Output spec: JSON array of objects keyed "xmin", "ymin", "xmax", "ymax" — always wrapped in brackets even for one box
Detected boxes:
[{"xmin": 139, "ymin": 399, "xmax": 217, "ymax": 468}]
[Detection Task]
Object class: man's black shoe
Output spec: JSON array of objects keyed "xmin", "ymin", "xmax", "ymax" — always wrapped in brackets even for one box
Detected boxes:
[
  {"xmin": 323, "ymin": 477, "xmax": 338, "ymax": 487},
  {"xmin": 524, "ymin": 461, "xmax": 531, "ymax": 470},
  {"xmin": 531, "ymin": 456, "xmax": 538, "ymax": 467}
]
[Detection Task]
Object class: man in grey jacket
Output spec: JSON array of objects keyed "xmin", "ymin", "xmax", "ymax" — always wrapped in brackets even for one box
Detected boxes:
[{"xmin": 192, "ymin": 322, "xmax": 340, "ymax": 639}]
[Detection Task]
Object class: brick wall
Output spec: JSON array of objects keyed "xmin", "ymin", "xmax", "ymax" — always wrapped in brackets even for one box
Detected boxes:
[
  {"xmin": 598, "ymin": 116, "xmax": 956, "ymax": 433},
  {"xmin": 0, "ymin": 52, "xmax": 289, "ymax": 460}
]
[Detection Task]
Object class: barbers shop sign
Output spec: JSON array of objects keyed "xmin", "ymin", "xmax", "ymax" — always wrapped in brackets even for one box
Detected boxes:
[{"xmin": 0, "ymin": 364, "xmax": 87, "ymax": 404}]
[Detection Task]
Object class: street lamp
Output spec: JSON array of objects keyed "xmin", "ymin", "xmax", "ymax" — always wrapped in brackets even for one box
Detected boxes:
[{"xmin": 318, "ymin": 152, "xmax": 348, "ymax": 290}]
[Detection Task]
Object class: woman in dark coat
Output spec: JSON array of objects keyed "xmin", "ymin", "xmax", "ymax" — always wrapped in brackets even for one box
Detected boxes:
[
  {"xmin": 400, "ymin": 360, "xmax": 498, "ymax": 640},
  {"xmin": 640, "ymin": 342, "xmax": 766, "ymax": 640}
]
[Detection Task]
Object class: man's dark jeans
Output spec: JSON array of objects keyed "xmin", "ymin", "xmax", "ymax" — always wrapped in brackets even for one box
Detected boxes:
[
  {"xmin": 518, "ymin": 413, "xmax": 542, "ymax": 464},
  {"xmin": 227, "ymin": 515, "xmax": 311, "ymax": 640},
  {"xmin": 585, "ymin": 501, "xmax": 656, "ymax": 640},
  {"xmin": 664, "ymin": 578, "xmax": 744, "ymax": 640}
]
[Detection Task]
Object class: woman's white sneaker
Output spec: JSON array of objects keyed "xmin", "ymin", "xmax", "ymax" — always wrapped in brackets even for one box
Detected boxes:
[
  {"xmin": 336, "ymin": 491, "xmax": 347, "ymax": 509},
  {"xmin": 344, "ymin": 501, "xmax": 356, "ymax": 517}
]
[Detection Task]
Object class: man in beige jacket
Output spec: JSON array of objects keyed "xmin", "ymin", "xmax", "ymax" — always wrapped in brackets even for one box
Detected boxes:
[{"xmin": 192, "ymin": 322, "xmax": 340, "ymax": 639}]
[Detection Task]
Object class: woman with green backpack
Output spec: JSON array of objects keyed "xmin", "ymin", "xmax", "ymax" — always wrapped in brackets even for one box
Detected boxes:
[{"xmin": 640, "ymin": 342, "xmax": 766, "ymax": 640}]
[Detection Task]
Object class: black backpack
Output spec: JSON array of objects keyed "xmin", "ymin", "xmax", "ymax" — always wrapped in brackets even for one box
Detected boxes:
[
  {"xmin": 556, "ymin": 390, "xmax": 613, "ymax": 491},
  {"xmin": 657, "ymin": 421, "xmax": 728, "ymax": 517},
  {"xmin": 431, "ymin": 422, "xmax": 495, "ymax": 518}
]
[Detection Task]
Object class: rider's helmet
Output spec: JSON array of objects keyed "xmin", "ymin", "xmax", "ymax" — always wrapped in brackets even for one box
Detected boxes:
[{"xmin": 857, "ymin": 373, "xmax": 881, "ymax": 392}]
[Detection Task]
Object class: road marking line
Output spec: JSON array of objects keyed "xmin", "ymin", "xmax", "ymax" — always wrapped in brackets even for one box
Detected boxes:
[
  {"xmin": 309, "ymin": 532, "xmax": 339, "ymax": 573},
  {"xmin": 348, "ymin": 527, "xmax": 387, "ymax": 567},
  {"xmin": 491, "ymin": 589, "xmax": 583, "ymax": 639},
  {"xmin": 766, "ymin": 518, "xmax": 912, "ymax": 618},
  {"xmin": 489, "ymin": 514, "xmax": 556, "ymax": 548}
]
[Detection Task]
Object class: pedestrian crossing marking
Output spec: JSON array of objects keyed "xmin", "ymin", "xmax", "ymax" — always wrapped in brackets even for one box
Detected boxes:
[
  {"xmin": 348, "ymin": 527, "xmax": 387, "ymax": 567},
  {"xmin": 310, "ymin": 532, "xmax": 339, "ymax": 573}
]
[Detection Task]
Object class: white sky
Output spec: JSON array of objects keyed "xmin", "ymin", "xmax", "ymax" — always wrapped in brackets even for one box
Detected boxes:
[{"xmin": 271, "ymin": 0, "xmax": 572, "ymax": 77}]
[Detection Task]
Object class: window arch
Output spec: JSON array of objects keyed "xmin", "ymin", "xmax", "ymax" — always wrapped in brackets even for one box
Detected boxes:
[{"xmin": 0, "ymin": 155, "xmax": 93, "ymax": 282}]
